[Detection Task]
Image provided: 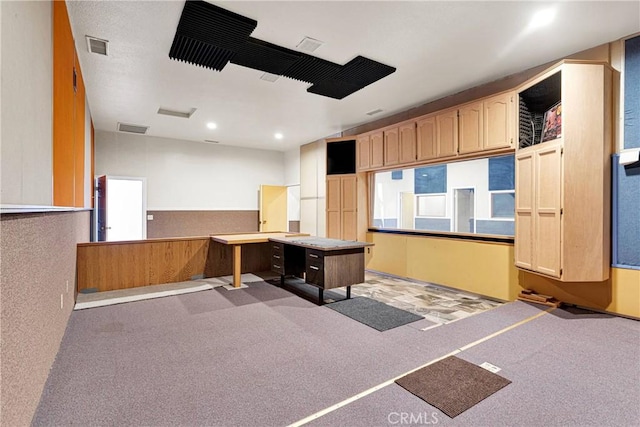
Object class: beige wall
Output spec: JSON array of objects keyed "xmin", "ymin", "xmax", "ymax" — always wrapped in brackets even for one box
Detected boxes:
[
  {"xmin": 366, "ymin": 232, "xmax": 640, "ymax": 318},
  {"xmin": 146, "ymin": 210, "xmax": 259, "ymax": 238},
  {"xmin": 0, "ymin": 211, "xmax": 90, "ymax": 426}
]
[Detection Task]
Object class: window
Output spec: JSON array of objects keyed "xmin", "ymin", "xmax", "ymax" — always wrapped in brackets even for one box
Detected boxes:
[{"xmin": 372, "ymin": 155, "xmax": 515, "ymax": 237}]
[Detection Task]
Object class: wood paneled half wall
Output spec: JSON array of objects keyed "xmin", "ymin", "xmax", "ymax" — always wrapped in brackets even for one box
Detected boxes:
[{"xmin": 77, "ymin": 235, "xmax": 274, "ymax": 292}]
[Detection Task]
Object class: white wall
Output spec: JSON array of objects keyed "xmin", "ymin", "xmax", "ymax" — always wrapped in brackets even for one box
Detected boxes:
[
  {"xmin": 95, "ymin": 131, "xmax": 285, "ymax": 210},
  {"xmin": 373, "ymin": 168, "xmax": 415, "ymax": 220},
  {"xmin": 0, "ymin": 1, "xmax": 53, "ymax": 206},
  {"xmin": 284, "ymin": 147, "xmax": 300, "ymax": 186},
  {"xmin": 447, "ymin": 158, "xmax": 490, "ymax": 220}
]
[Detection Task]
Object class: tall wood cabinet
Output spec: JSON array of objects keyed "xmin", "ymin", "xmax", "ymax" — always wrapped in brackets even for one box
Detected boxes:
[
  {"xmin": 514, "ymin": 61, "xmax": 612, "ymax": 282},
  {"xmin": 326, "ymin": 175, "xmax": 357, "ymax": 241}
]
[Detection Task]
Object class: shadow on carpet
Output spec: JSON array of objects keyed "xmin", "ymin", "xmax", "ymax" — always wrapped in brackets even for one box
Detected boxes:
[
  {"xmin": 395, "ymin": 356, "xmax": 511, "ymax": 418},
  {"xmin": 326, "ymin": 297, "xmax": 423, "ymax": 331}
]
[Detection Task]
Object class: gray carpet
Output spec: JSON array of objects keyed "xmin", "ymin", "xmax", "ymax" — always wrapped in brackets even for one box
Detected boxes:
[
  {"xmin": 326, "ymin": 296, "xmax": 424, "ymax": 331},
  {"xmin": 395, "ymin": 356, "xmax": 511, "ymax": 418}
]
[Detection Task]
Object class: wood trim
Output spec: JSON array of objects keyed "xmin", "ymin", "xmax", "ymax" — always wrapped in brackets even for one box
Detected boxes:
[
  {"xmin": 74, "ymin": 51, "xmax": 85, "ymax": 208},
  {"xmin": 53, "ymin": 0, "xmax": 75, "ymax": 207},
  {"xmin": 78, "ymin": 236, "xmax": 211, "ymax": 247},
  {"xmin": 91, "ymin": 120, "xmax": 95, "ymax": 208}
]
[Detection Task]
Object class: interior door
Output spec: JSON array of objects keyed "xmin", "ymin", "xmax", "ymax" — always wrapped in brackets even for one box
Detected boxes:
[
  {"xmin": 259, "ymin": 185, "xmax": 288, "ymax": 232},
  {"xmin": 96, "ymin": 175, "xmax": 107, "ymax": 241}
]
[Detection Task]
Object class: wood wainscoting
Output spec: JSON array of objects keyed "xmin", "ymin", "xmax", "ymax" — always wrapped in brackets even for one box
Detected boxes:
[
  {"xmin": 77, "ymin": 237, "xmax": 210, "ymax": 292},
  {"xmin": 77, "ymin": 236, "xmax": 275, "ymax": 292}
]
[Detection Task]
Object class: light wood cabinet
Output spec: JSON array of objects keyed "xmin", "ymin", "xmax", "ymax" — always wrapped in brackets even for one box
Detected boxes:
[
  {"xmin": 384, "ymin": 128, "xmax": 399, "ymax": 166},
  {"xmin": 515, "ymin": 61, "xmax": 612, "ymax": 282},
  {"xmin": 436, "ymin": 109, "xmax": 458, "ymax": 158},
  {"xmin": 458, "ymin": 101, "xmax": 483, "ymax": 154},
  {"xmin": 370, "ymin": 131, "xmax": 384, "ymax": 168},
  {"xmin": 399, "ymin": 122, "xmax": 417, "ymax": 164},
  {"xmin": 416, "ymin": 115, "xmax": 437, "ymax": 161},
  {"xmin": 326, "ymin": 175, "xmax": 357, "ymax": 241},
  {"xmin": 356, "ymin": 135, "xmax": 371, "ymax": 171},
  {"xmin": 515, "ymin": 142, "xmax": 562, "ymax": 277},
  {"xmin": 459, "ymin": 93, "xmax": 514, "ymax": 155}
]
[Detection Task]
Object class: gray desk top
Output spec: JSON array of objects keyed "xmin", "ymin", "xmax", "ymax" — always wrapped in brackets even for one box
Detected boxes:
[{"xmin": 269, "ymin": 236, "xmax": 373, "ymax": 251}]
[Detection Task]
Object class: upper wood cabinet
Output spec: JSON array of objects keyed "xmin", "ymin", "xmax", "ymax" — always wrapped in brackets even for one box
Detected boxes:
[
  {"xmin": 436, "ymin": 109, "xmax": 458, "ymax": 158},
  {"xmin": 515, "ymin": 61, "xmax": 612, "ymax": 282},
  {"xmin": 383, "ymin": 127, "xmax": 399, "ymax": 166},
  {"xmin": 398, "ymin": 122, "xmax": 417, "ymax": 164},
  {"xmin": 357, "ymin": 131, "xmax": 384, "ymax": 171},
  {"xmin": 356, "ymin": 135, "xmax": 371, "ymax": 171},
  {"xmin": 370, "ymin": 131, "xmax": 384, "ymax": 168},
  {"xmin": 459, "ymin": 92, "xmax": 514, "ymax": 155},
  {"xmin": 458, "ymin": 101, "xmax": 483, "ymax": 154},
  {"xmin": 416, "ymin": 115, "xmax": 437, "ymax": 161}
]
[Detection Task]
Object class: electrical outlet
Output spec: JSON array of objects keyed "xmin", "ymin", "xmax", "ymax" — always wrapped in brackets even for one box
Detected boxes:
[{"xmin": 147, "ymin": 214, "xmax": 154, "ymax": 220}]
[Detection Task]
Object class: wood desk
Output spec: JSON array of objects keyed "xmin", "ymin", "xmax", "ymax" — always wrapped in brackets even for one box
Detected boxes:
[
  {"xmin": 210, "ymin": 232, "xmax": 307, "ymax": 287},
  {"xmin": 268, "ymin": 236, "xmax": 373, "ymax": 304}
]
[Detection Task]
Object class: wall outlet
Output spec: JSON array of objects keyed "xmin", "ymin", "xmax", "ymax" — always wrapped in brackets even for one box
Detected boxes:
[{"xmin": 147, "ymin": 214, "xmax": 154, "ymax": 220}]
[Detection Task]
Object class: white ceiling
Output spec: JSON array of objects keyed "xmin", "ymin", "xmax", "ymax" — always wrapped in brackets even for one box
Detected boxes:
[{"xmin": 67, "ymin": 1, "xmax": 640, "ymax": 152}]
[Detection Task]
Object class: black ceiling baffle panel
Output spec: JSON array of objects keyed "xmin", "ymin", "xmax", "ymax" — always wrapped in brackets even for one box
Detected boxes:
[
  {"xmin": 169, "ymin": 0, "xmax": 257, "ymax": 71},
  {"xmin": 168, "ymin": 0, "xmax": 397, "ymax": 98},
  {"xmin": 230, "ymin": 38, "xmax": 302, "ymax": 75},
  {"xmin": 282, "ymin": 55, "xmax": 342, "ymax": 85},
  {"xmin": 308, "ymin": 56, "xmax": 396, "ymax": 99}
]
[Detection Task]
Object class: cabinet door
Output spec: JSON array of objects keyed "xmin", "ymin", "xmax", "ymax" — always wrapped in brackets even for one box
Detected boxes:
[
  {"xmin": 436, "ymin": 110, "xmax": 458, "ymax": 158},
  {"xmin": 384, "ymin": 128, "xmax": 399, "ymax": 166},
  {"xmin": 370, "ymin": 132, "xmax": 384, "ymax": 168},
  {"xmin": 356, "ymin": 135, "xmax": 371, "ymax": 171},
  {"xmin": 515, "ymin": 151, "xmax": 534, "ymax": 270},
  {"xmin": 534, "ymin": 143, "xmax": 562, "ymax": 278},
  {"xmin": 326, "ymin": 177, "xmax": 342, "ymax": 239},
  {"xmin": 416, "ymin": 116, "xmax": 437, "ymax": 161},
  {"xmin": 341, "ymin": 176, "xmax": 358, "ymax": 241},
  {"xmin": 484, "ymin": 92, "xmax": 514, "ymax": 150},
  {"xmin": 458, "ymin": 101, "xmax": 483, "ymax": 154},
  {"xmin": 399, "ymin": 122, "xmax": 417, "ymax": 164}
]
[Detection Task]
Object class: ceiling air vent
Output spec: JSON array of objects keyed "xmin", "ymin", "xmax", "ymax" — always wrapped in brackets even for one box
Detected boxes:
[
  {"xmin": 366, "ymin": 108, "xmax": 384, "ymax": 116},
  {"xmin": 85, "ymin": 35, "xmax": 109, "ymax": 56},
  {"xmin": 296, "ymin": 37, "xmax": 323, "ymax": 53},
  {"xmin": 204, "ymin": 139, "xmax": 220, "ymax": 144},
  {"xmin": 117, "ymin": 122, "xmax": 149, "ymax": 134},
  {"xmin": 157, "ymin": 107, "xmax": 197, "ymax": 119},
  {"xmin": 260, "ymin": 72, "xmax": 280, "ymax": 82}
]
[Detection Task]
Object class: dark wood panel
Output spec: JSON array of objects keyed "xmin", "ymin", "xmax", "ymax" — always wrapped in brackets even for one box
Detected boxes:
[
  {"xmin": 204, "ymin": 240, "xmax": 272, "ymax": 278},
  {"xmin": 323, "ymin": 252, "xmax": 364, "ymax": 290}
]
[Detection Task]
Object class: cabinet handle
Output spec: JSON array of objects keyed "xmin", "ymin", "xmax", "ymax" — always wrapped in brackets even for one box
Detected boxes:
[
  {"xmin": 309, "ymin": 265, "xmax": 319, "ymax": 271},
  {"xmin": 273, "ymin": 245, "xmax": 280, "ymax": 250},
  {"xmin": 273, "ymin": 264, "xmax": 281, "ymax": 269},
  {"xmin": 309, "ymin": 254, "xmax": 318, "ymax": 258},
  {"xmin": 273, "ymin": 255, "xmax": 280, "ymax": 259}
]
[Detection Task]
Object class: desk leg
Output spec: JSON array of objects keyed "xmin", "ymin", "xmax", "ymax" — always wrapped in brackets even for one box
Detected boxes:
[
  {"xmin": 233, "ymin": 244, "xmax": 242, "ymax": 288},
  {"xmin": 346, "ymin": 286, "xmax": 351, "ymax": 299}
]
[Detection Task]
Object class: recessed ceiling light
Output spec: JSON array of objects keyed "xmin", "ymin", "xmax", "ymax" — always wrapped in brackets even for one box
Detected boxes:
[
  {"xmin": 207, "ymin": 122, "xmax": 217, "ymax": 129},
  {"xmin": 529, "ymin": 8, "xmax": 556, "ymax": 29},
  {"xmin": 274, "ymin": 133, "xmax": 283, "ymax": 140}
]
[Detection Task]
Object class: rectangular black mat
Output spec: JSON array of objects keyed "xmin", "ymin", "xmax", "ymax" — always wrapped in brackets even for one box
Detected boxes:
[
  {"xmin": 326, "ymin": 297, "xmax": 423, "ymax": 331},
  {"xmin": 395, "ymin": 356, "xmax": 511, "ymax": 418}
]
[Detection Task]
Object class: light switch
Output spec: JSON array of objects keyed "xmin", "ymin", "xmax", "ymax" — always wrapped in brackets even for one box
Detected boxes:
[{"xmin": 147, "ymin": 214, "xmax": 154, "ymax": 220}]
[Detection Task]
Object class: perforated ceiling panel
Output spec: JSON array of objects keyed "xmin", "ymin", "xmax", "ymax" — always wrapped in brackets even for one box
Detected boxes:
[{"xmin": 169, "ymin": 0, "xmax": 395, "ymax": 99}]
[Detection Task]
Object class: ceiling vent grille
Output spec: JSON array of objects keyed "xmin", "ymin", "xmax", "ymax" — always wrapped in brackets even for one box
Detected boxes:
[
  {"xmin": 296, "ymin": 37, "xmax": 323, "ymax": 53},
  {"xmin": 86, "ymin": 36, "xmax": 109, "ymax": 56},
  {"xmin": 118, "ymin": 122, "xmax": 149, "ymax": 134},
  {"xmin": 204, "ymin": 139, "xmax": 220, "ymax": 144},
  {"xmin": 157, "ymin": 107, "xmax": 197, "ymax": 118},
  {"xmin": 260, "ymin": 72, "xmax": 280, "ymax": 82},
  {"xmin": 366, "ymin": 108, "xmax": 384, "ymax": 116}
]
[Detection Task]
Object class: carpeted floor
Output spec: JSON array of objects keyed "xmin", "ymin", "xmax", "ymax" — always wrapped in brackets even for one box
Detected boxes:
[{"xmin": 32, "ymin": 281, "xmax": 640, "ymax": 426}]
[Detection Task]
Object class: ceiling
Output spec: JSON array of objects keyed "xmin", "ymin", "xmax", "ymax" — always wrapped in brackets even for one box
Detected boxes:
[{"xmin": 67, "ymin": 1, "xmax": 640, "ymax": 152}]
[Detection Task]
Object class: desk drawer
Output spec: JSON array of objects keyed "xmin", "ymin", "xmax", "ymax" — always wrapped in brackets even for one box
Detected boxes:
[
  {"xmin": 272, "ymin": 242, "xmax": 284, "ymax": 253},
  {"xmin": 306, "ymin": 249, "xmax": 324, "ymax": 262},
  {"xmin": 305, "ymin": 261, "xmax": 324, "ymax": 286},
  {"xmin": 271, "ymin": 262, "xmax": 284, "ymax": 274}
]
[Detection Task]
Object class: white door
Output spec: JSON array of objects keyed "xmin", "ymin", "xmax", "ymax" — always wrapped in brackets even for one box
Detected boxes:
[
  {"xmin": 454, "ymin": 188, "xmax": 475, "ymax": 233},
  {"xmin": 103, "ymin": 176, "xmax": 146, "ymax": 241}
]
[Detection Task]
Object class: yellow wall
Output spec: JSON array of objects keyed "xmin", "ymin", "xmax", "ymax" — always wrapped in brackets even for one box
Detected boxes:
[{"xmin": 366, "ymin": 232, "xmax": 640, "ymax": 318}]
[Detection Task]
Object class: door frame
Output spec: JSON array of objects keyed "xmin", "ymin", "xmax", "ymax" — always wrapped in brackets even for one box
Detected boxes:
[
  {"xmin": 96, "ymin": 175, "xmax": 148, "ymax": 240},
  {"xmin": 452, "ymin": 186, "xmax": 476, "ymax": 233}
]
